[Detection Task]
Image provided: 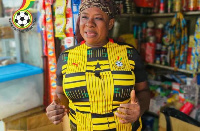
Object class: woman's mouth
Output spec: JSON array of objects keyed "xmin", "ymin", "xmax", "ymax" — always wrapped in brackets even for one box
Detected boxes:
[{"xmin": 85, "ymin": 31, "xmax": 97, "ymax": 38}]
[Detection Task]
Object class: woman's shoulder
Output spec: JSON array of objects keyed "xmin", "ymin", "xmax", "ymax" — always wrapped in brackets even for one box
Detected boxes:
[
  {"xmin": 114, "ymin": 40, "xmax": 139, "ymax": 53},
  {"xmin": 60, "ymin": 44, "xmax": 82, "ymax": 55}
]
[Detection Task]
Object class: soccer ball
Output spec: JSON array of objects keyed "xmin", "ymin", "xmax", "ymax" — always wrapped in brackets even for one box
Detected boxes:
[
  {"xmin": 14, "ymin": 11, "xmax": 31, "ymax": 28},
  {"xmin": 115, "ymin": 61, "xmax": 123, "ymax": 67}
]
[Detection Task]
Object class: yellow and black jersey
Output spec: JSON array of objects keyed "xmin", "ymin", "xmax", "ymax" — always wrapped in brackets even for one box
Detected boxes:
[{"xmin": 56, "ymin": 40, "xmax": 147, "ymax": 131}]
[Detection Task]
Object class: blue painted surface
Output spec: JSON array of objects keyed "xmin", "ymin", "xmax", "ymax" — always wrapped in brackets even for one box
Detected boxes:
[{"xmin": 0, "ymin": 63, "xmax": 43, "ymax": 83}]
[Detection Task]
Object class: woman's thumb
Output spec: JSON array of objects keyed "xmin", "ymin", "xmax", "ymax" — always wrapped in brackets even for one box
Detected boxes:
[
  {"xmin": 130, "ymin": 90, "xmax": 137, "ymax": 104},
  {"xmin": 52, "ymin": 92, "xmax": 60, "ymax": 104}
]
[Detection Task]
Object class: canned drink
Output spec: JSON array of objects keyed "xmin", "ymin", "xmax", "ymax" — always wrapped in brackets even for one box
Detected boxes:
[{"xmin": 173, "ymin": 0, "xmax": 181, "ymax": 12}]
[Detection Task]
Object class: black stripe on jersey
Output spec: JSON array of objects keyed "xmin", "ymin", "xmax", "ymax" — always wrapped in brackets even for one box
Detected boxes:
[
  {"xmin": 65, "ymin": 86, "xmax": 87, "ymax": 92},
  {"xmin": 70, "ymin": 120, "xmax": 77, "ymax": 131},
  {"xmin": 132, "ymin": 120, "xmax": 140, "ymax": 131},
  {"xmin": 94, "ymin": 128, "xmax": 116, "ymax": 131},
  {"xmin": 74, "ymin": 104, "xmax": 90, "ymax": 107},
  {"xmin": 93, "ymin": 121, "xmax": 115, "ymax": 125},
  {"xmin": 114, "ymin": 79, "xmax": 134, "ymax": 81},
  {"xmin": 91, "ymin": 112, "xmax": 114, "ymax": 118},
  {"xmin": 69, "ymin": 112, "xmax": 76, "ymax": 120},
  {"xmin": 87, "ymin": 57, "xmax": 108, "ymax": 61},
  {"xmin": 69, "ymin": 108, "xmax": 76, "ymax": 116},
  {"xmin": 112, "ymin": 108, "xmax": 118, "ymax": 112},
  {"xmin": 72, "ymin": 98, "xmax": 89, "ymax": 102},
  {"xmin": 86, "ymin": 70, "xmax": 94, "ymax": 72},
  {"xmin": 65, "ymin": 72, "xmax": 85, "ymax": 77},
  {"xmin": 114, "ymin": 85, "xmax": 134, "ymax": 89},
  {"xmin": 64, "ymin": 80, "xmax": 86, "ymax": 84},
  {"xmin": 76, "ymin": 109, "xmax": 90, "ymax": 113},
  {"xmin": 111, "ymin": 71, "xmax": 132, "ymax": 75}
]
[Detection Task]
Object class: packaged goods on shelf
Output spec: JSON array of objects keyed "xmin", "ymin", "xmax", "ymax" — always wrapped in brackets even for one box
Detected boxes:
[{"xmin": 54, "ymin": 0, "xmax": 66, "ymax": 37}]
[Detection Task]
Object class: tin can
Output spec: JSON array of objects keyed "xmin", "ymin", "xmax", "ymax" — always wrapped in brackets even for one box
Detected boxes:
[
  {"xmin": 173, "ymin": 0, "xmax": 181, "ymax": 12},
  {"xmin": 187, "ymin": 0, "xmax": 197, "ymax": 11}
]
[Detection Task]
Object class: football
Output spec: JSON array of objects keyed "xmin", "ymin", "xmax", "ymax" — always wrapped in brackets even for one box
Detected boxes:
[
  {"xmin": 115, "ymin": 61, "xmax": 123, "ymax": 67},
  {"xmin": 14, "ymin": 11, "xmax": 31, "ymax": 28}
]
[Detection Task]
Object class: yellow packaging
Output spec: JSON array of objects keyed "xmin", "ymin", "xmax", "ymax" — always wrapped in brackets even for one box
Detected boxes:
[
  {"xmin": 55, "ymin": 0, "xmax": 66, "ymax": 18},
  {"xmin": 55, "ymin": 18, "xmax": 66, "ymax": 37}
]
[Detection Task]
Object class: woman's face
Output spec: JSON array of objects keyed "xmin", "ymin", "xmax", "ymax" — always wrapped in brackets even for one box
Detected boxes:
[{"xmin": 79, "ymin": 7, "xmax": 114, "ymax": 47}]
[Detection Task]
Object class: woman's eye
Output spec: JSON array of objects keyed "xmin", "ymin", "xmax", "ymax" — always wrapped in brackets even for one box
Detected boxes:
[
  {"xmin": 81, "ymin": 16, "xmax": 88, "ymax": 19},
  {"xmin": 95, "ymin": 17, "xmax": 103, "ymax": 20}
]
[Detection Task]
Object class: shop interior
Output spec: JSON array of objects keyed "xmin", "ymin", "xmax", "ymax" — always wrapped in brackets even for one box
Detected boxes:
[{"xmin": 0, "ymin": 0, "xmax": 200, "ymax": 131}]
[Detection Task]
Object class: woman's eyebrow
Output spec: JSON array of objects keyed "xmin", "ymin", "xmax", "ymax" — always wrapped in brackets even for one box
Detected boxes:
[{"xmin": 81, "ymin": 12, "xmax": 88, "ymax": 15}]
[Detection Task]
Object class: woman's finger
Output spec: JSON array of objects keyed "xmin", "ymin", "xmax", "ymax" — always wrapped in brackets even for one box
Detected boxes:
[
  {"xmin": 115, "ymin": 112, "xmax": 131, "ymax": 120},
  {"xmin": 46, "ymin": 108, "xmax": 66, "ymax": 117},
  {"xmin": 46, "ymin": 104, "xmax": 65, "ymax": 112},
  {"xmin": 117, "ymin": 108, "xmax": 133, "ymax": 115},
  {"xmin": 50, "ymin": 113, "xmax": 65, "ymax": 123}
]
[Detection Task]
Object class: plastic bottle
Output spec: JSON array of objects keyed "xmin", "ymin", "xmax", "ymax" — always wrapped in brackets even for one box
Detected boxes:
[{"xmin": 159, "ymin": 0, "xmax": 165, "ymax": 13}]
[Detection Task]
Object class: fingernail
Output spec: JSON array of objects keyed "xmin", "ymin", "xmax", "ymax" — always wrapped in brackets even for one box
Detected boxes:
[{"xmin": 62, "ymin": 105, "xmax": 65, "ymax": 108}]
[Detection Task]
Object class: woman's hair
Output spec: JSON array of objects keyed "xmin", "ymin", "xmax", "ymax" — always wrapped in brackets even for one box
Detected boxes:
[{"xmin": 75, "ymin": 0, "xmax": 120, "ymax": 43}]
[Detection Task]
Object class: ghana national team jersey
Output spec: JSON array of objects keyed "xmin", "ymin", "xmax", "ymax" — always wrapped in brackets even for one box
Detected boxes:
[{"xmin": 56, "ymin": 39, "xmax": 147, "ymax": 131}]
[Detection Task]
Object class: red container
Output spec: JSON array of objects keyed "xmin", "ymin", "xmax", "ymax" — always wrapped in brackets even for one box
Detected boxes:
[
  {"xmin": 145, "ymin": 42, "xmax": 156, "ymax": 63},
  {"xmin": 180, "ymin": 102, "xmax": 194, "ymax": 115}
]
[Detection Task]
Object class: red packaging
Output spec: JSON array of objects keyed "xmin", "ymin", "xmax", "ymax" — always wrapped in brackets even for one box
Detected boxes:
[
  {"xmin": 180, "ymin": 102, "xmax": 194, "ymax": 115},
  {"xmin": 134, "ymin": 0, "xmax": 155, "ymax": 8},
  {"xmin": 155, "ymin": 28, "xmax": 163, "ymax": 43},
  {"xmin": 145, "ymin": 42, "xmax": 156, "ymax": 63}
]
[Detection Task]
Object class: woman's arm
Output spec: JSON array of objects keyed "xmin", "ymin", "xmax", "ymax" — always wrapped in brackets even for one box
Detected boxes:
[
  {"xmin": 55, "ymin": 86, "xmax": 69, "ymax": 110},
  {"xmin": 135, "ymin": 81, "xmax": 150, "ymax": 116},
  {"xmin": 46, "ymin": 86, "xmax": 69, "ymax": 124}
]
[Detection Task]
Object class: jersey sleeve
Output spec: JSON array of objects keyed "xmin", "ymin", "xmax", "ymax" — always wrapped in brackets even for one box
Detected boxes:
[
  {"xmin": 56, "ymin": 53, "xmax": 64, "ymax": 86},
  {"xmin": 132, "ymin": 48, "xmax": 148, "ymax": 83}
]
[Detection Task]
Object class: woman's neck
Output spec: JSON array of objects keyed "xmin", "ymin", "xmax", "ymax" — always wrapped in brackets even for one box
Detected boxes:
[{"xmin": 85, "ymin": 39, "xmax": 109, "ymax": 48}]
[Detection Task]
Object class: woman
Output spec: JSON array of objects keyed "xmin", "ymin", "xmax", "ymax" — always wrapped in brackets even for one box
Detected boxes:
[{"xmin": 46, "ymin": 0, "xmax": 150, "ymax": 130}]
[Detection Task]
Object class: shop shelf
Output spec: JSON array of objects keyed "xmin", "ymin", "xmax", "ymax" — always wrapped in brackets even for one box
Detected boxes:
[
  {"xmin": 147, "ymin": 63, "xmax": 199, "ymax": 74},
  {"xmin": 121, "ymin": 11, "xmax": 200, "ymax": 18}
]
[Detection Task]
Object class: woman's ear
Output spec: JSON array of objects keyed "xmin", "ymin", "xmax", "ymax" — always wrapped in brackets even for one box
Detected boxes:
[{"xmin": 108, "ymin": 18, "xmax": 115, "ymax": 30}]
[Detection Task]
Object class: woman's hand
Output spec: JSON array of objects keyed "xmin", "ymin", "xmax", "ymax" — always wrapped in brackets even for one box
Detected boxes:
[
  {"xmin": 46, "ymin": 93, "xmax": 67, "ymax": 125},
  {"xmin": 115, "ymin": 90, "xmax": 140, "ymax": 124}
]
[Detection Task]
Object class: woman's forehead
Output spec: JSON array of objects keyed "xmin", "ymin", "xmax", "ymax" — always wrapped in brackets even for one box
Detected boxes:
[{"xmin": 80, "ymin": 7, "xmax": 108, "ymax": 16}]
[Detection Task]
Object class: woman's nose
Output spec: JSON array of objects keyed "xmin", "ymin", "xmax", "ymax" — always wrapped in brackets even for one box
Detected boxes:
[{"xmin": 86, "ymin": 18, "xmax": 95, "ymax": 27}]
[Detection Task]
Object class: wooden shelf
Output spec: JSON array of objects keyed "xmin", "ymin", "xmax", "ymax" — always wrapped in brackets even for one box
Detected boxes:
[
  {"xmin": 2, "ymin": 106, "xmax": 45, "ymax": 123},
  {"xmin": 121, "ymin": 11, "xmax": 200, "ymax": 18},
  {"xmin": 147, "ymin": 63, "xmax": 199, "ymax": 74}
]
